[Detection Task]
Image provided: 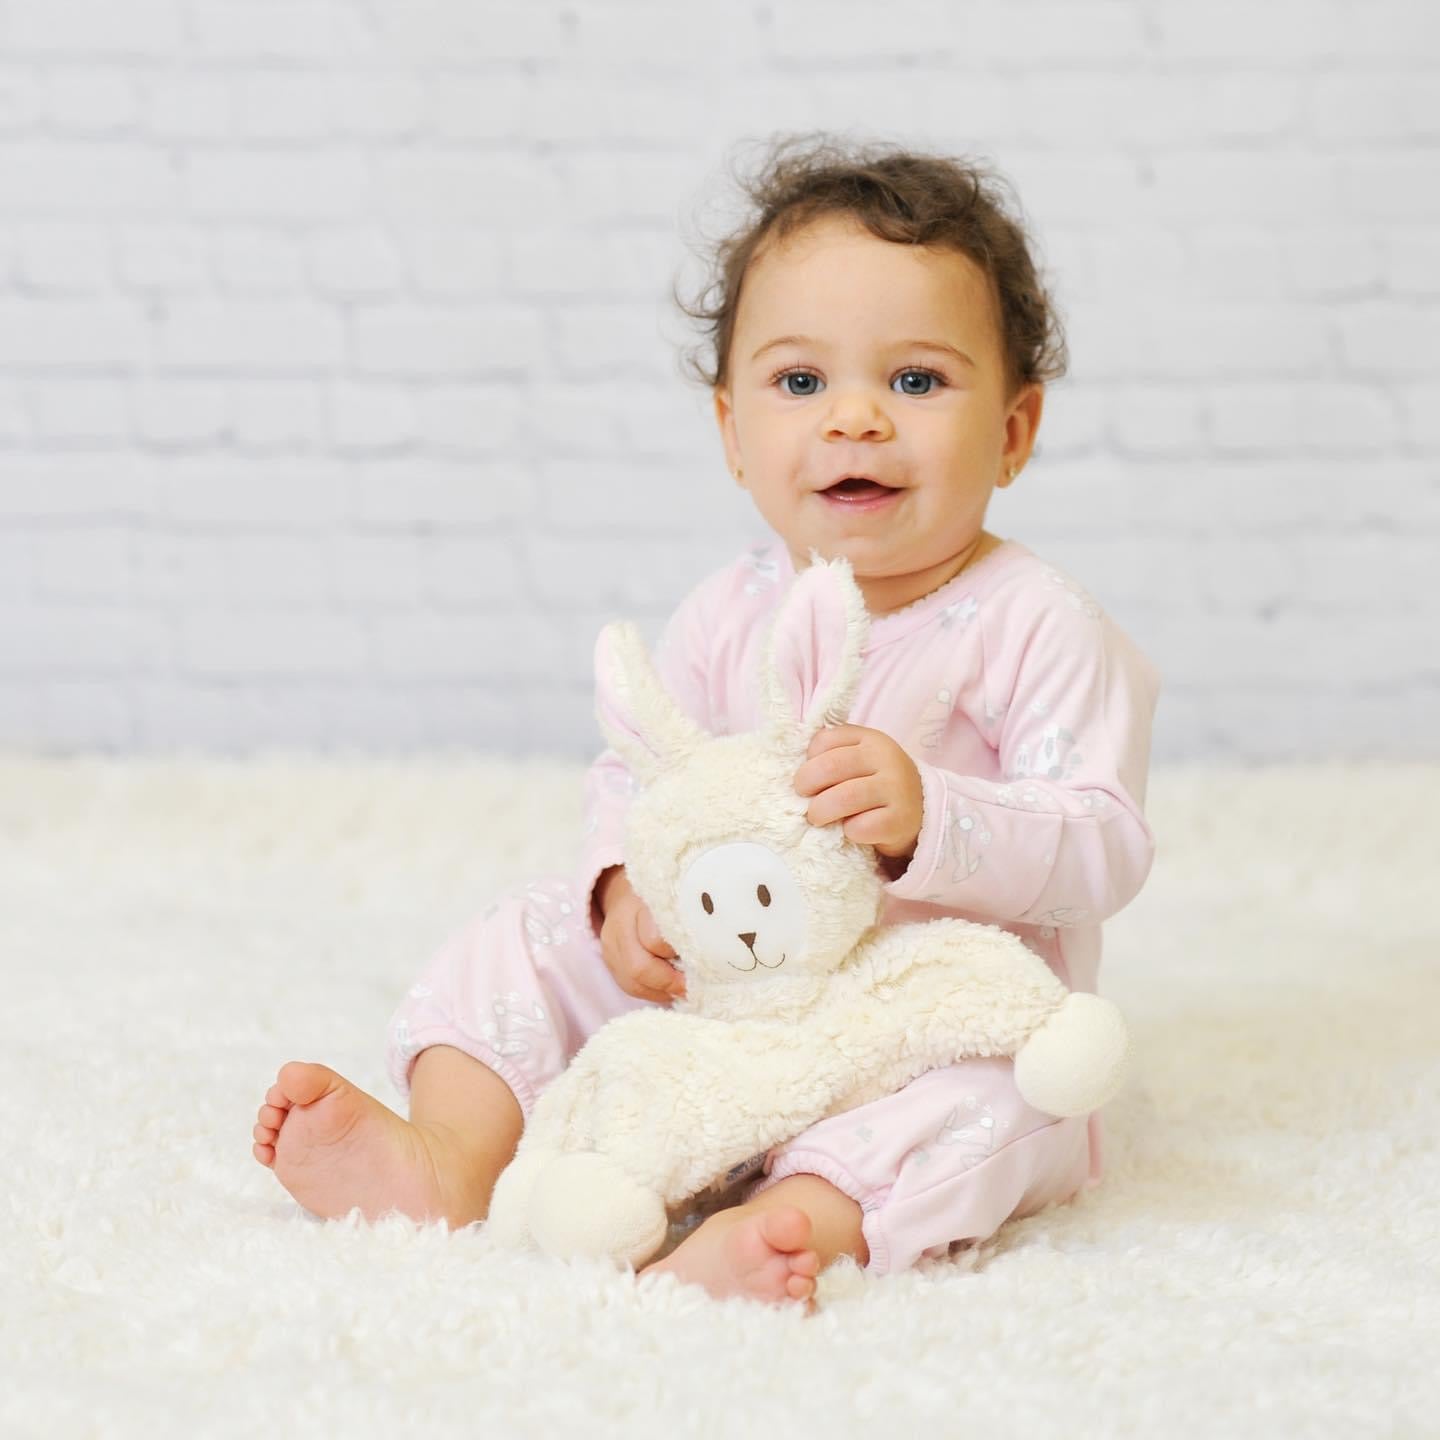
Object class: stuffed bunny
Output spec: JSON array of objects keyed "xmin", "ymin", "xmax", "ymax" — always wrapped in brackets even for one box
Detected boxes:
[{"xmin": 484, "ymin": 550, "xmax": 1129, "ymax": 1270}]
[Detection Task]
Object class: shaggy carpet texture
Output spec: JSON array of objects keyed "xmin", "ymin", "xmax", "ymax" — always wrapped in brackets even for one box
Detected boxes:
[{"xmin": 0, "ymin": 755, "xmax": 1435, "ymax": 1438}]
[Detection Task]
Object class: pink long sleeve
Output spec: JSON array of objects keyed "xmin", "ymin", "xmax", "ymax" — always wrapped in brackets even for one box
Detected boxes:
[
  {"xmin": 573, "ymin": 573, "xmax": 719, "ymax": 943},
  {"xmin": 879, "ymin": 574, "xmax": 1161, "ymax": 930}
]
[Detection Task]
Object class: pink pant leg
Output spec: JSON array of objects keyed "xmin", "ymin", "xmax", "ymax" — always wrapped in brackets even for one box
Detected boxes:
[
  {"xmin": 383, "ymin": 874, "xmax": 652, "ymax": 1121},
  {"xmin": 741, "ymin": 1056, "xmax": 1096, "ymax": 1278}
]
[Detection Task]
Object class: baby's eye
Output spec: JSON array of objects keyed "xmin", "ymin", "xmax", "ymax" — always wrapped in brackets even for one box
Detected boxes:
[
  {"xmin": 894, "ymin": 368, "xmax": 943, "ymax": 396},
  {"xmin": 772, "ymin": 368, "xmax": 945, "ymax": 398},
  {"xmin": 776, "ymin": 369, "xmax": 821, "ymax": 398}
]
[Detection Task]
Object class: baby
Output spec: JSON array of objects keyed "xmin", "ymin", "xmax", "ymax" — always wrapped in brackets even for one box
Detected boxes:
[{"xmin": 252, "ymin": 133, "xmax": 1161, "ymax": 1313}]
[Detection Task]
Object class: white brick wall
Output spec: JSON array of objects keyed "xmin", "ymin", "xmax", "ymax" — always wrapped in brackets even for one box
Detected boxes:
[{"xmin": 0, "ymin": 0, "xmax": 1436, "ymax": 761}]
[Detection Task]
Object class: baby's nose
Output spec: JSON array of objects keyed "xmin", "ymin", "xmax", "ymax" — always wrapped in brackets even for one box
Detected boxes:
[{"xmin": 739, "ymin": 932, "xmax": 756, "ymax": 947}]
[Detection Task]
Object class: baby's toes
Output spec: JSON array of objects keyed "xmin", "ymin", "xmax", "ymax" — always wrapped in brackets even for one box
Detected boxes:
[
  {"xmin": 264, "ymin": 1082, "xmax": 293, "ymax": 1113},
  {"xmin": 253, "ymin": 1096, "xmax": 288, "ymax": 1166},
  {"xmin": 786, "ymin": 1272, "xmax": 816, "ymax": 1302},
  {"xmin": 789, "ymin": 1249, "xmax": 820, "ymax": 1278}
]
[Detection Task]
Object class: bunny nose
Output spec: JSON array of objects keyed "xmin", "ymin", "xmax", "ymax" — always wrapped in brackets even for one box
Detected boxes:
[{"xmin": 739, "ymin": 932, "xmax": 756, "ymax": 947}]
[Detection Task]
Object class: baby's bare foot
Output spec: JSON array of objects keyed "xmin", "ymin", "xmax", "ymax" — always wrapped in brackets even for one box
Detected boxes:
[
  {"xmin": 252, "ymin": 1061, "xmax": 459, "ymax": 1225},
  {"xmin": 639, "ymin": 1206, "xmax": 821, "ymax": 1312}
]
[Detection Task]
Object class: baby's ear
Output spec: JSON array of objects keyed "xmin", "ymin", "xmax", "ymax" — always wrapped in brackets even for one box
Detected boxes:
[
  {"xmin": 594, "ymin": 621, "xmax": 708, "ymax": 785},
  {"xmin": 758, "ymin": 549, "xmax": 869, "ymax": 750}
]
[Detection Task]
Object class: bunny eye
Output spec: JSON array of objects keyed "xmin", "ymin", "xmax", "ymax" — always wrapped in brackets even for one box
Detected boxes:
[
  {"xmin": 757, "ymin": 884, "xmax": 771, "ymax": 907},
  {"xmin": 701, "ymin": 892, "xmax": 713, "ymax": 914}
]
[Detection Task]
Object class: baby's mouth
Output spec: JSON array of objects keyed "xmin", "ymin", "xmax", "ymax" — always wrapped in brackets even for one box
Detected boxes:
[
  {"xmin": 824, "ymin": 478, "xmax": 897, "ymax": 497},
  {"xmin": 820, "ymin": 478, "xmax": 905, "ymax": 510}
]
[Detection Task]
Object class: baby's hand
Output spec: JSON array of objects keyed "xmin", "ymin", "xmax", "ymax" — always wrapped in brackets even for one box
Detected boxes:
[
  {"xmin": 599, "ymin": 877, "xmax": 687, "ymax": 1006},
  {"xmin": 793, "ymin": 722, "xmax": 923, "ymax": 865}
]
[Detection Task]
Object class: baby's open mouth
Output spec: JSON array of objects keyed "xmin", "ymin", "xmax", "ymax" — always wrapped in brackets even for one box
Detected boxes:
[
  {"xmin": 821, "ymin": 478, "xmax": 904, "ymax": 509},
  {"xmin": 824, "ymin": 478, "xmax": 897, "ymax": 496}
]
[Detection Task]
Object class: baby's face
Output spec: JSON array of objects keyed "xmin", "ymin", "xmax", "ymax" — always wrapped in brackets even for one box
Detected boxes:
[{"xmin": 714, "ymin": 214, "xmax": 1041, "ymax": 603}]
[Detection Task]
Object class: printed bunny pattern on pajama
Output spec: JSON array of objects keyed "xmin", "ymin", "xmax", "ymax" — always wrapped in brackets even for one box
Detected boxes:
[{"xmin": 384, "ymin": 535, "xmax": 1162, "ymax": 1277}]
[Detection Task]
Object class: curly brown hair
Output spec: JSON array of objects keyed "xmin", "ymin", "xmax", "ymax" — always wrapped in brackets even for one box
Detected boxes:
[{"xmin": 672, "ymin": 132, "xmax": 1069, "ymax": 403}]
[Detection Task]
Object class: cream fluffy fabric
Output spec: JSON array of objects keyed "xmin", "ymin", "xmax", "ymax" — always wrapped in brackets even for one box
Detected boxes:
[{"xmin": 1, "ymin": 756, "xmax": 1435, "ymax": 1438}]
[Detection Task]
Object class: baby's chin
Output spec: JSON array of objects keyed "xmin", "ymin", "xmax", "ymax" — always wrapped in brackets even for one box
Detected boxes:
[{"xmin": 781, "ymin": 529, "xmax": 917, "ymax": 573}]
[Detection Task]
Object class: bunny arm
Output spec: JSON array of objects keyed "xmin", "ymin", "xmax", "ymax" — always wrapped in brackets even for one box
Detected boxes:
[
  {"xmin": 512, "ymin": 1005, "xmax": 857, "ymax": 1210},
  {"xmin": 512, "ymin": 920, "xmax": 1070, "ymax": 1209},
  {"xmin": 815, "ymin": 917, "xmax": 1074, "ymax": 1113}
]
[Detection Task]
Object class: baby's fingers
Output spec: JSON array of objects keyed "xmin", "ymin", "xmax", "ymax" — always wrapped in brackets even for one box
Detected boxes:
[
  {"xmin": 631, "ymin": 952, "xmax": 684, "ymax": 1002},
  {"xmin": 635, "ymin": 905, "xmax": 677, "ymax": 959},
  {"xmin": 633, "ymin": 953, "xmax": 680, "ymax": 991}
]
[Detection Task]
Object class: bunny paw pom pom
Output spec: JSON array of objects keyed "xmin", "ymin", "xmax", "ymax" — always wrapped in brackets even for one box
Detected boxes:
[{"xmin": 1012, "ymin": 991, "xmax": 1130, "ymax": 1118}]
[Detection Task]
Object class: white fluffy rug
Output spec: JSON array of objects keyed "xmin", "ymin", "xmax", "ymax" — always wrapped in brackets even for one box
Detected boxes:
[{"xmin": 2, "ymin": 755, "xmax": 1436, "ymax": 1438}]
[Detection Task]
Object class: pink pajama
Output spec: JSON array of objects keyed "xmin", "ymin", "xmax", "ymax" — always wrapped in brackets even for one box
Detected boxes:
[
  {"xmin": 387, "ymin": 531, "xmax": 1160, "ymax": 1277},
  {"xmin": 384, "ymin": 872, "xmax": 1098, "ymax": 1277}
]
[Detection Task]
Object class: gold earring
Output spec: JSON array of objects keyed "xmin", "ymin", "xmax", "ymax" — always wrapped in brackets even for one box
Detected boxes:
[
  {"xmin": 1007, "ymin": 465, "xmax": 1018, "ymax": 480},
  {"xmin": 733, "ymin": 465, "xmax": 744, "ymax": 480}
]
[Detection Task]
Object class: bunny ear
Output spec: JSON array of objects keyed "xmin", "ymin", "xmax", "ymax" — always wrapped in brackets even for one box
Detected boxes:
[
  {"xmin": 758, "ymin": 548, "xmax": 869, "ymax": 750},
  {"xmin": 593, "ymin": 620, "xmax": 709, "ymax": 786}
]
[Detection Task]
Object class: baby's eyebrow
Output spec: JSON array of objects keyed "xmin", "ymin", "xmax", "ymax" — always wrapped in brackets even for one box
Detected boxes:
[
  {"xmin": 750, "ymin": 335, "xmax": 976, "ymax": 369},
  {"xmin": 899, "ymin": 339, "xmax": 976, "ymax": 369}
]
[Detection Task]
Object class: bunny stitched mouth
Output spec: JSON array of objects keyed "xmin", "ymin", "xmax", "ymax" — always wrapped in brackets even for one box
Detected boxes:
[{"xmin": 727, "ymin": 947, "xmax": 788, "ymax": 973}]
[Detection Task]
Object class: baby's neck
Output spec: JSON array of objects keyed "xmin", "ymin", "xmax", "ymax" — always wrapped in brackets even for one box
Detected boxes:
[{"xmin": 809, "ymin": 529, "xmax": 1003, "ymax": 619}]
